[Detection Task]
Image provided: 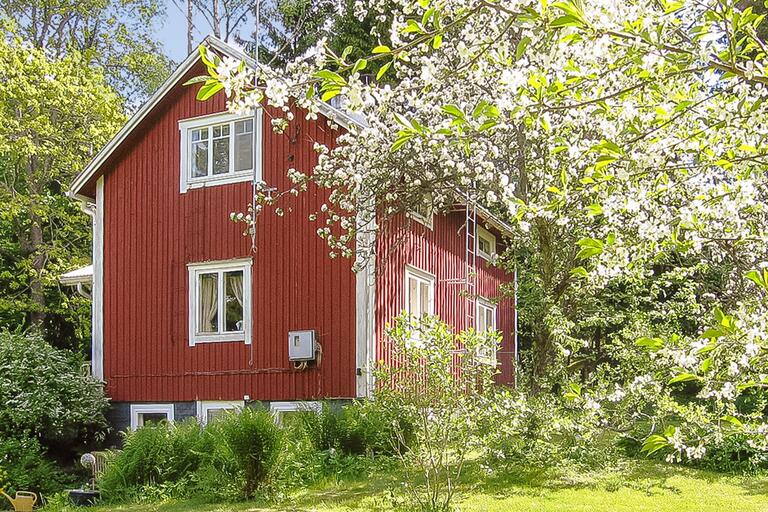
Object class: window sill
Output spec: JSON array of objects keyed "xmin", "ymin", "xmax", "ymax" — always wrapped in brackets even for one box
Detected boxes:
[
  {"xmin": 183, "ymin": 172, "xmax": 253, "ymax": 192},
  {"xmin": 191, "ymin": 333, "xmax": 249, "ymax": 345}
]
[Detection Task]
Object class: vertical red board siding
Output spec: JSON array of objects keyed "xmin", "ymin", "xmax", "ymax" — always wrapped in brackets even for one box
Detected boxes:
[
  {"xmin": 375, "ymin": 214, "xmax": 516, "ymax": 384},
  {"xmin": 102, "ymin": 62, "xmax": 356, "ymax": 402}
]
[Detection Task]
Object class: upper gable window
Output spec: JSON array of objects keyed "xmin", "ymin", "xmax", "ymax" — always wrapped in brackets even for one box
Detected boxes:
[
  {"xmin": 476, "ymin": 225, "xmax": 497, "ymax": 261},
  {"xmin": 179, "ymin": 111, "xmax": 262, "ymax": 193}
]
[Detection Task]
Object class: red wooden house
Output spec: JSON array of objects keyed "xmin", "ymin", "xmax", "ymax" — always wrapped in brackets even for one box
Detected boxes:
[{"xmin": 62, "ymin": 37, "xmax": 517, "ymax": 433}]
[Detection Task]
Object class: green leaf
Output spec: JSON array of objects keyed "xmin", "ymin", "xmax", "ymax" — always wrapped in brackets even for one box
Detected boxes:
[
  {"xmin": 570, "ymin": 266, "xmax": 588, "ymax": 278},
  {"xmin": 351, "ymin": 58, "xmax": 368, "ymax": 74},
  {"xmin": 576, "ymin": 238, "xmax": 603, "ymax": 259},
  {"xmin": 641, "ymin": 434, "xmax": 670, "ymax": 455},
  {"xmin": 183, "ymin": 75, "xmax": 211, "ymax": 86},
  {"xmin": 551, "ymin": 14, "xmax": 584, "ymax": 28},
  {"xmin": 668, "ymin": 373, "xmax": 699, "ymax": 384},
  {"xmin": 196, "ymin": 80, "xmax": 223, "ymax": 101},
  {"xmin": 321, "ymin": 88, "xmax": 342, "ymax": 102},
  {"xmin": 636, "ymin": 337, "xmax": 664, "ymax": 351},
  {"xmin": 372, "ymin": 45, "xmax": 392, "ymax": 54},
  {"xmin": 315, "ymin": 69, "xmax": 346, "ymax": 84},
  {"xmin": 391, "ymin": 133, "xmax": 413, "ymax": 152},
  {"xmin": 432, "ymin": 34, "xmax": 443, "ymax": 49},
  {"xmin": 441, "ymin": 105, "xmax": 464, "ymax": 118},
  {"xmin": 376, "ymin": 61, "xmax": 393, "ymax": 80},
  {"xmin": 721, "ymin": 415, "xmax": 743, "ymax": 428}
]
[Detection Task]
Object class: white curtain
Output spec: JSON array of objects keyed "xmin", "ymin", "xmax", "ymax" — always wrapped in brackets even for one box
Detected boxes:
[
  {"xmin": 229, "ymin": 273, "xmax": 244, "ymax": 331},
  {"xmin": 199, "ymin": 275, "xmax": 218, "ymax": 332},
  {"xmin": 229, "ymin": 273, "xmax": 243, "ymax": 308}
]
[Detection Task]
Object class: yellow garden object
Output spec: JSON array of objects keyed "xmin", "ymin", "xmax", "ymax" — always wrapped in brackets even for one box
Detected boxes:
[{"xmin": 0, "ymin": 490, "xmax": 38, "ymax": 511}]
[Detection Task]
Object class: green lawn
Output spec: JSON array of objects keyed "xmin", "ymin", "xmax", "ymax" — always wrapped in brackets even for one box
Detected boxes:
[{"xmin": 44, "ymin": 460, "xmax": 768, "ymax": 512}]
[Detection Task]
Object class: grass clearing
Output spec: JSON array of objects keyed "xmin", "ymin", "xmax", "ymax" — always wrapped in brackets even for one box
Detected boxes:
[{"xmin": 43, "ymin": 459, "xmax": 768, "ymax": 511}]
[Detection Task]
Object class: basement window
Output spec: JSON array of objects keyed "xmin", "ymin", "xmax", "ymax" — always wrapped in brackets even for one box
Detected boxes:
[
  {"xmin": 270, "ymin": 401, "xmax": 322, "ymax": 426},
  {"xmin": 197, "ymin": 400, "xmax": 244, "ymax": 425},
  {"xmin": 476, "ymin": 298, "xmax": 498, "ymax": 365},
  {"xmin": 130, "ymin": 404, "xmax": 175, "ymax": 430},
  {"xmin": 188, "ymin": 259, "xmax": 252, "ymax": 345},
  {"xmin": 179, "ymin": 111, "xmax": 262, "ymax": 192}
]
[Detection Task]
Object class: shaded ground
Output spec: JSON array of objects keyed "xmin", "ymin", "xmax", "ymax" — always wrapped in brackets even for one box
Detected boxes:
[{"xmin": 43, "ymin": 459, "xmax": 768, "ymax": 511}]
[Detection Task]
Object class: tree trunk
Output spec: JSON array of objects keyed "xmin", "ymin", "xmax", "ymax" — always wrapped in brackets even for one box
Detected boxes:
[
  {"xmin": 212, "ymin": 0, "xmax": 220, "ymax": 37},
  {"xmin": 187, "ymin": 0, "xmax": 194, "ymax": 54},
  {"xmin": 25, "ymin": 155, "xmax": 46, "ymax": 330}
]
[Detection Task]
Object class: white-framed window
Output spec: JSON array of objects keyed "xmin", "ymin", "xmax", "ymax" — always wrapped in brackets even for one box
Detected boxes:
[
  {"xmin": 476, "ymin": 225, "xmax": 497, "ymax": 261},
  {"xmin": 188, "ymin": 258, "xmax": 252, "ymax": 346},
  {"xmin": 408, "ymin": 199, "xmax": 434, "ymax": 229},
  {"xmin": 405, "ymin": 265, "xmax": 435, "ymax": 319},
  {"xmin": 178, "ymin": 110, "xmax": 262, "ymax": 193},
  {"xmin": 130, "ymin": 404, "xmax": 175, "ymax": 430},
  {"xmin": 197, "ymin": 400, "xmax": 244, "ymax": 425},
  {"xmin": 269, "ymin": 401, "xmax": 321, "ymax": 425},
  {"xmin": 476, "ymin": 298, "xmax": 498, "ymax": 364}
]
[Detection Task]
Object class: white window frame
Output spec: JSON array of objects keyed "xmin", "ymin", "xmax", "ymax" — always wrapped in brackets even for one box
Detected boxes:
[
  {"xmin": 197, "ymin": 400, "xmax": 244, "ymax": 425},
  {"xmin": 407, "ymin": 201, "xmax": 434, "ymax": 230},
  {"xmin": 269, "ymin": 401, "xmax": 321, "ymax": 425},
  {"xmin": 476, "ymin": 225, "xmax": 497, "ymax": 261},
  {"xmin": 404, "ymin": 265, "xmax": 436, "ymax": 319},
  {"xmin": 187, "ymin": 258, "xmax": 252, "ymax": 346},
  {"xmin": 178, "ymin": 110, "xmax": 263, "ymax": 193},
  {"xmin": 476, "ymin": 297, "xmax": 498, "ymax": 365},
  {"xmin": 130, "ymin": 403, "xmax": 175, "ymax": 430}
]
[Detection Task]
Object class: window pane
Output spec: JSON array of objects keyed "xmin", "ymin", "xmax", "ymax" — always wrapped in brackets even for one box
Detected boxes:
[
  {"xmin": 198, "ymin": 273, "xmax": 218, "ymax": 333},
  {"xmin": 213, "ymin": 124, "xmax": 230, "ymax": 137},
  {"xmin": 191, "ymin": 127, "xmax": 208, "ymax": 142},
  {"xmin": 408, "ymin": 277, "xmax": 419, "ymax": 316},
  {"xmin": 235, "ymin": 119, "xmax": 253, "ymax": 134},
  {"xmin": 234, "ymin": 120, "xmax": 253, "ymax": 172},
  {"xmin": 420, "ymin": 282, "xmax": 430, "ymax": 316},
  {"xmin": 139, "ymin": 413, "xmax": 168, "ymax": 426},
  {"xmin": 213, "ymin": 137, "xmax": 230, "ymax": 175},
  {"xmin": 224, "ymin": 270, "xmax": 244, "ymax": 332},
  {"xmin": 486, "ymin": 308, "xmax": 495, "ymax": 330},
  {"xmin": 479, "ymin": 237, "xmax": 490, "ymax": 254},
  {"xmin": 477, "ymin": 307, "xmax": 487, "ymax": 332},
  {"xmin": 192, "ymin": 140, "xmax": 209, "ymax": 177},
  {"xmin": 207, "ymin": 408, "xmax": 229, "ymax": 423}
]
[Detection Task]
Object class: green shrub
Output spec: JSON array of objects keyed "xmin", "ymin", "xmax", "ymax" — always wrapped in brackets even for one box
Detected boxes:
[
  {"xmin": 208, "ymin": 406, "xmax": 283, "ymax": 499},
  {"xmin": 296, "ymin": 401, "xmax": 413, "ymax": 456},
  {"xmin": 0, "ymin": 331, "xmax": 109, "ymax": 451},
  {"xmin": 98, "ymin": 419, "xmax": 210, "ymax": 499},
  {"xmin": 0, "ymin": 436, "xmax": 69, "ymax": 495}
]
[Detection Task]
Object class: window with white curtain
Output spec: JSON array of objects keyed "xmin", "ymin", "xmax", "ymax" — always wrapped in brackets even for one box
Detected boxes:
[
  {"xmin": 188, "ymin": 259, "xmax": 252, "ymax": 345},
  {"xmin": 179, "ymin": 111, "xmax": 261, "ymax": 192}
]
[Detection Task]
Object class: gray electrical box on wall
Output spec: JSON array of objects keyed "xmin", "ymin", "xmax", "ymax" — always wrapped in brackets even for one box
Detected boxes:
[{"xmin": 288, "ymin": 330, "xmax": 316, "ymax": 361}]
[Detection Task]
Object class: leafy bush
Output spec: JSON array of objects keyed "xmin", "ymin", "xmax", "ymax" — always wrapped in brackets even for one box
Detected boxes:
[
  {"xmin": 375, "ymin": 316, "xmax": 499, "ymax": 512},
  {"xmin": 0, "ymin": 436, "xmax": 69, "ymax": 495},
  {"xmin": 477, "ymin": 390, "xmax": 616, "ymax": 469},
  {"xmin": 99, "ymin": 419, "xmax": 210, "ymax": 500},
  {"xmin": 0, "ymin": 330, "xmax": 109, "ymax": 451},
  {"xmin": 295, "ymin": 401, "xmax": 413, "ymax": 457},
  {"xmin": 208, "ymin": 406, "xmax": 283, "ymax": 499}
]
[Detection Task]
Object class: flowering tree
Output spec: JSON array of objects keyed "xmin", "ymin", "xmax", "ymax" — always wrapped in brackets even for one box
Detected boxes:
[{"xmin": 196, "ymin": 0, "xmax": 768, "ymax": 459}]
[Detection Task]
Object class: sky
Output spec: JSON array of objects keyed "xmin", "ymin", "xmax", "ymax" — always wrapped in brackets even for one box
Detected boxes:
[{"xmin": 154, "ymin": 1, "xmax": 256, "ymax": 63}]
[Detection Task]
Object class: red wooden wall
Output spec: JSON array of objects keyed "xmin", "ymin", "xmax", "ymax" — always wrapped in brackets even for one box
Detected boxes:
[
  {"xmin": 100, "ymin": 62, "xmax": 357, "ymax": 402},
  {"xmin": 375, "ymin": 214, "xmax": 516, "ymax": 384}
]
